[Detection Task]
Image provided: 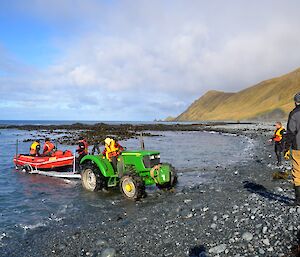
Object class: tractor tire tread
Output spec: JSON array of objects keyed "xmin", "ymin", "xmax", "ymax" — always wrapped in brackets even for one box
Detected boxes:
[{"xmin": 81, "ymin": 163, "xmax": 106, "ymax": 191}]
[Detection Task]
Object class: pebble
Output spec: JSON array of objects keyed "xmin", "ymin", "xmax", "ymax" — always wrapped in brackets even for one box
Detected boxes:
[
  {"xmin": 289, "ymin": 208, "xmax": 296, "ymax": 214},
  {"xmin": 211, "ymin": 223, "xmax": 217, "ymax": 229},
  {"xmin": 101, "ymin": 248, "xmax": 116, "ymax": 257},
  {"xmin": 242, "ymin": 232, "xmax": 253, "ymax": 241},
  {"xmin": 185, "ymin": 213, "xmax": 193, "ymax": 219},
  {"xmin": 96, "ymin": 239, "xmax": 108, "ymax": 247},
  {"xmin": 255, "ymin": 224, "xmax": 262, "ymax": 229},
  {"xmin": 209, "ymin": 244, "xmax": 227, "ymax": 254},
  {"xmin": 57, "ymin": 244, "xmax": 66, "ymax": 251},
  {"xmin": 262, "ymin": 226, "xmax": 268, "ymax": 234},
  {"xmin": 262, "ymin": 238, "xmax": 270, "ymax": 246}
]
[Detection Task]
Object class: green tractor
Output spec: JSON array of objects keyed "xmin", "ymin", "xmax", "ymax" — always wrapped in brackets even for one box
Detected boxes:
[{"xmin": 80, "ymin": 150, "xmax": 177, "ymax": 200}]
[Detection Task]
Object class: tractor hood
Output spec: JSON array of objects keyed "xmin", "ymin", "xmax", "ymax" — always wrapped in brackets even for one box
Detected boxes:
[{"xmin": 121, "ymin": 150, "xmax": 160, "ymax": 157}]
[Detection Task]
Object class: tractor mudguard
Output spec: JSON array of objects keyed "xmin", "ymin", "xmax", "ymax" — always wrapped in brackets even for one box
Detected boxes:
[
  {"xmin": 148, "ymin": 164, "xmax": 172, "ymax": 185},
  {"xmin": 157, "ymin": 164, "xmax": 171, "ymax": 184},
  {"xmin": 80, "ymin": 155, "xmax": 115, "ymax": 177}
]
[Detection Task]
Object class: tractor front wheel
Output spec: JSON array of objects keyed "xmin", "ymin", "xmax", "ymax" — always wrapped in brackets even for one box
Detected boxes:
[
  {"xmin": 81, "ymin": 164, "xmax": 104, "ymax": 192},
  {"xmin": 120, "ymin": 175, "xmax": 145, "ymax": 200}
]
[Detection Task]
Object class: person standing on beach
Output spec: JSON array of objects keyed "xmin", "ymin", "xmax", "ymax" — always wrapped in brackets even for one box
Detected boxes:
[
  {"xmin": 285, "ymin": 92, "xmax": 300, "ymax": 205},
  {"xmin": 269, "ymin": 122, "xmax": 286, "ymax": 166}
]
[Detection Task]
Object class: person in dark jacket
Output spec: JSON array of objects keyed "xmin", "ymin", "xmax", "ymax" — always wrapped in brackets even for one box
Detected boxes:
[
  {"xmin": 92, "ymin": 141, "xmax": 101, "ymax": 155},
  {"xmin": 269, "ymin": 122, "xmax": 286, "ymax": 166},
  {"xmin": 285, "ymin": 92, "xmax": 300, "ymax": 205},
  {"xmin": 76, "ymin": 137, "xmax": 88, "ymax": 169}
]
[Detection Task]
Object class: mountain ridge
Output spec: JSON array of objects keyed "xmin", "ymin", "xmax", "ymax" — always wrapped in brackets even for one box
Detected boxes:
[{"xmin": 174, "ymin": 68, "xmax": 300, "ymax": 121}]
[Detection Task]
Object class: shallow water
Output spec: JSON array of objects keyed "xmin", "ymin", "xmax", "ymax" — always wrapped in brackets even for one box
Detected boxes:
[{"xmin": 0, "ymin": 129, "xmax": 253, "ymax": 248}]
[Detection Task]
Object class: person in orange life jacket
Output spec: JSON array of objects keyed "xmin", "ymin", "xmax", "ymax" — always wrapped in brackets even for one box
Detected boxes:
[
  {"xmin": 268, "ymin": 121, "xmax": 286, "ymax": 166},
  {"xmin": 102, "ymin": 137, "xmax": 124, "ymax": 171},
  {"xmin": 76, "ymin": 137, "xmax": 89, "ymax": 169},
  {"xmin": 29, "ymin": 140, "xmax": 41, "ymax": 156},
  {"xmin": 43, "ymin": 138, "xmax": 55, "ymax": 156}
]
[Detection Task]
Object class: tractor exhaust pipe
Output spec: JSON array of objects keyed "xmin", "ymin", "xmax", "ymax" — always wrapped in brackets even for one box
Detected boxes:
[{"xmin": 140, "ymin": 132, "xmax": 145, "ymax": 150}]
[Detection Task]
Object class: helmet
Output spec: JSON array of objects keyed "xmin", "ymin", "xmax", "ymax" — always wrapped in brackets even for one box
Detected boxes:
[
  {"xmin": 294, "ymin": 92, "xmax": 300, "ymax": 104},
  {"xmin": 104, "ymin": 137, "xmax": 112, "ymax": 145}
]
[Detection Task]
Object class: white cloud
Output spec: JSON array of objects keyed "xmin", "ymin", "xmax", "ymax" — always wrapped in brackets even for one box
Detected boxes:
[{"xmin": 1, "ymin": 0, "xmax": 300, "ymax": 120}]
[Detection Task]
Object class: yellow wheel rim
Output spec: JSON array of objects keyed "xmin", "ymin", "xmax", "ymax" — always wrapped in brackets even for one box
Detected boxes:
[
  {"xmin": 121, "ymin": 177, "xmax": 136, "ymax": 198},
  {"xmin": 125, "ymin": 184, "xmax": 133, "ymax": 192}
]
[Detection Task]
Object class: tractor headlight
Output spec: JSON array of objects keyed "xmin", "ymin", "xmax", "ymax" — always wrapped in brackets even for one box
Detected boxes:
[{"xmin": 150, "ymin": 155, "xmax": 155, "ymax": 160}]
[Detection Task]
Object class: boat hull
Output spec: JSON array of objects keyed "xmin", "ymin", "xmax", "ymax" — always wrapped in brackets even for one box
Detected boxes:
[{"xmin": 14, "ymin": 150, "xmax": 74, "ymax": 171}]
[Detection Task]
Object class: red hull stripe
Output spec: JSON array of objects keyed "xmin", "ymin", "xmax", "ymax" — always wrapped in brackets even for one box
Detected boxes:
[{"xmin": 14, "ymin": 156, "xmax": 74, "ymax": 169}]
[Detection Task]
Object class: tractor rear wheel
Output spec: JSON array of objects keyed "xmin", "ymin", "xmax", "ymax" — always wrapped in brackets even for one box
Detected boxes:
[
  {"xmin": 120, "ymin": 174, "xmax": 145, "ymax": 200},
  {"xmin": 81, "ymin": 164, "xmax": 104, "ymax": 192},
  {"xmin": 157, "ymin": 163, "xmax": 178, "ymax": 190}
]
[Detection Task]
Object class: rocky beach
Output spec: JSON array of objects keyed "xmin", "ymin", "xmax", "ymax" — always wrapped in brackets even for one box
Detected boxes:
[{"xmin": 0, "ymin": 122, "xmax": 299, "ymax": 257}]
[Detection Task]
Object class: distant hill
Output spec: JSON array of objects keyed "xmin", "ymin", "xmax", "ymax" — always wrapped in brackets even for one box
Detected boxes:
[
  {"xmin": 175, "ymin": 68, "xmax": 300, "ymax": 121},
  {"xmin": 164, "ymin": 116, "xmax": 176, "ymax": 122}
]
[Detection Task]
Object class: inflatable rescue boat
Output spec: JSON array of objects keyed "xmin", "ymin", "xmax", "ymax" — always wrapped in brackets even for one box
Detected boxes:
[{"xmin": 14, "ymin": 150, "xmax": 74, "ymax": 171}]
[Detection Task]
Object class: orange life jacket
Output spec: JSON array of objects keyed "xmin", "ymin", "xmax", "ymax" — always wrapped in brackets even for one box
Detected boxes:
[
  {"xmin": 104, "ymin": 140, "xmax": 121, "ymax": 160},
  {"xmin": 43, "ymin": 141, "xmax": 55, "ymax": 155},
  {"xmin": 274, "ymin": 127, "xmax": 284, "ymax": 142}
]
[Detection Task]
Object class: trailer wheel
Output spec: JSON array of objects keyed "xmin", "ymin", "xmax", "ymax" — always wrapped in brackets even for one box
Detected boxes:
[
  {"xmin": 157, "ymin": 163, "xmax": 178, "ymax": 190},
  {"xmin": 22, "ymin": 164, "xmax": 33, "ymax": 173},
  {"xmin": 81, "ymin": 164, "xmax": 104, "ymax": 191},
  {"xmin": 120, "ymin": 174, "xmax": 145, "ymax": 200}
]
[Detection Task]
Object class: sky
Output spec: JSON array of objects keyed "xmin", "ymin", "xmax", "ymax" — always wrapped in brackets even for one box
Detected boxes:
[{"xmin": 0, "ymin": 0, "xmax": 300, "ymax": 121}]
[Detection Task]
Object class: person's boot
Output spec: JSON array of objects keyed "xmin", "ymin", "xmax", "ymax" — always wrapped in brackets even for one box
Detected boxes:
[{"xmin": 294, "ymin": 186, "xmax": 300, "ymax": 206}]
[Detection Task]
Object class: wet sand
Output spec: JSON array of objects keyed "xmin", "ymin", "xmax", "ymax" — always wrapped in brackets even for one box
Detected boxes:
[{"xmin": 1, "ymin": 123, "xmax": 299, "ymax": 257}]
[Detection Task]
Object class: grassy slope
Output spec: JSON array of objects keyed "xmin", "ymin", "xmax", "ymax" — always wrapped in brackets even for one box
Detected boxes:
[{"xmin": 176, "ymin": 68, "xmax": 300, "ymax": 121}]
